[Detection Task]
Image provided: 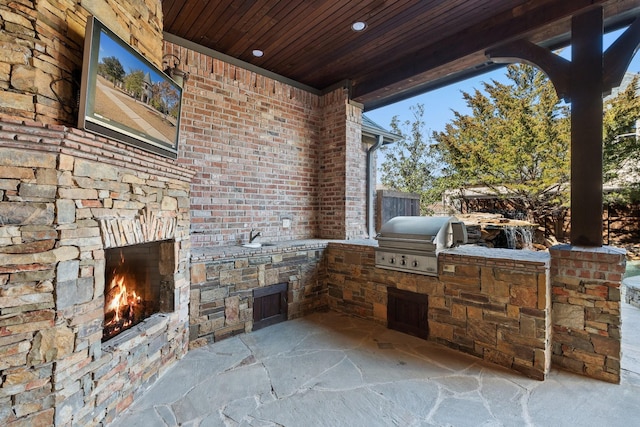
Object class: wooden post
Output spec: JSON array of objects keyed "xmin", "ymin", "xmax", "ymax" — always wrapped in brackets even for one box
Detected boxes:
[
  {"xmin": 486, "ymin": 10, "xmax": 640, "ymax": 247},
  {"xmin": 570, "ymin": 8, "xmax": 604, "ymax": 246}
]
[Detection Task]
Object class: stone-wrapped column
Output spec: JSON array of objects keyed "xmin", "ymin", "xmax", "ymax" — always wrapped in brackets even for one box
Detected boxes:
[{"xmin": 550, "ymin": 244, "xmax": 626, "ymax": 383}]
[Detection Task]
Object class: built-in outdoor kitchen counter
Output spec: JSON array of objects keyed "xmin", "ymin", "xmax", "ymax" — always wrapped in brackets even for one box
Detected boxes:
[
  {"xmin": 189, "ymin": 238, "xmax": 552, "ymax": 378},
  {"xmin": 189, "ymin": 239, "xmax": 339, "ymax": 347},
  {"xmin": 190, "ymin": 239, "xmax": 626, "ymax": 383},
  {"xmin": 325, "ymin": 242, "xmax": 553, "ymax": 380}
]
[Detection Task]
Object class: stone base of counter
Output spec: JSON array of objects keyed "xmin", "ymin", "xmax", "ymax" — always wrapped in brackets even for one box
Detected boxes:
[
  {"xmin": 550, "ymin": 245, "xmax": 626, "ymax": 383},
  {"xmin": 326, "ymin": 243, "xmax": 551, "ymax": 380},
  {"xmin": 189, "ymin": 247, "xmax": 327, "ymax": 347},
  {"xmin": 624, "ymin": 276, "xmax": 640, "ymax": 309},
  {"xmin": 187, "ymin": 241, "xmax": 625, "ymax": 383}
]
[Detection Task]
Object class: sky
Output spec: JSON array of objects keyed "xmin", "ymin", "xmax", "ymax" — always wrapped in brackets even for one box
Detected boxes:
[
  {"xmin": 98, "ymin": 28, "xmax": 167, "ymax": 85},
  {"xmin": 365, "ymin": 28, "xmax": 640, "ymax": 140}
]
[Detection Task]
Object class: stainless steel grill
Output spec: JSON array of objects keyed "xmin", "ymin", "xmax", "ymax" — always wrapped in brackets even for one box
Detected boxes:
[{"xmin": 375, "ymin": 216, "xmax": 467, "ymax": 276}]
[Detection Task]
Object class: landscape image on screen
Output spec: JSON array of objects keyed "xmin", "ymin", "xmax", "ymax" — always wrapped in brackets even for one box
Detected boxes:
[{"xmin": 80, "ymin": 18, "xmax": 182, "ymax": 158}]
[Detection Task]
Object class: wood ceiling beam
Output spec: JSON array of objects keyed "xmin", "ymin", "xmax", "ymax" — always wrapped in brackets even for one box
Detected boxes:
[
  {"xmin": 486, "ymin": 40, "xmax": 571, "ymax": 101},
  {"xmin": 603, "ymin": 17, "xmax": 640, "ymax": 92},
  {"xmin": 351, "ymin": 0, "xmax": 610, "ymax": 100}
]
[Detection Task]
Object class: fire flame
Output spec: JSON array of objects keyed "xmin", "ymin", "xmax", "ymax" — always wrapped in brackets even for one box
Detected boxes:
[{"xmin": 104, "ymin": 251, "xmax": 143, "ymax": 340}]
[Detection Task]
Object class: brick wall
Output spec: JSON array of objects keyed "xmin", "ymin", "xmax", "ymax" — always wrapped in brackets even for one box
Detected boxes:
[
  {"xmin": 326, "ymin": 244, "xmax": 552, "ymax": 380},
  {"xmin": 550, "ymin": 244, "xmax": 626, "ymax": 383},
  {"xmin": 318, "ymin": 90, "xmax": 348, "ymax": 239},
  {"xmin": 345, "ymin": 101, "xmax": 368, "ymax": 239},
  {"xmin": 189, "ymin": 243, "xmax": 328, "ymax": 347},
  {"xmin": 167, "ymin": 40, "xmax": 367, "ymax": 246},
  {"xmin": 317, "ymin": 91, "xmax": 367, "ymax": 239}
]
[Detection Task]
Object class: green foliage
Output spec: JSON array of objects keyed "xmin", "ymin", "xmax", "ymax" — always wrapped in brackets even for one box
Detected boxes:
[
  {"xmin": 431, "ymin": 64, "xmax": 570, "ymax": 224},
  {"xmin": 380, "ymin": 65, "xmax": 639, "ymax": 230},
  {"xmin": 124, "ymin": 70, "xmax": 145, "ymax": 99},
  {"xmin": 603, "ymin": 74, "xmax": 640, "ymax": 203},
  {"xmin": 99, "ymin": 56, "xmax": 125, "ymax": 85},
  {"xmin": 380, "ymin": 104, "xmax": 442, "ymax": 214}
]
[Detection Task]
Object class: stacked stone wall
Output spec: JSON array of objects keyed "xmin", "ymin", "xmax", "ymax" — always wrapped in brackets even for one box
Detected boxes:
[
  {"xmin": 0, "ymin": 0, "xmax": 163, "ymax": 126},
  {"xmin": 0, "ymin": 117, "xmax": 194, "ymax": 426},
  {"xmin": 326, "ymin": 244, "xmax": 551, "ymax": 380},
  {"xmin": 189, "ymin": 244, "xmax": 328, "ymax": 347},
  {"xmin": 550, "ymin": 244, "xmax": 626, "ymax": 383}
]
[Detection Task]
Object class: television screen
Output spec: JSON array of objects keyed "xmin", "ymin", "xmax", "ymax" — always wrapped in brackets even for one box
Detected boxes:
[{"xmin": 78, "ymin": 17, "xmax": 182, "ymax": 159}]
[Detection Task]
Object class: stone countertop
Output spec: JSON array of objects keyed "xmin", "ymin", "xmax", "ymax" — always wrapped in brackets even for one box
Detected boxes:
[
  {"xmin": 189, "ymin": 239, "xmax": 551, "ymax": 263},
  {"xmin": 624, "ymin": 275, "xmax": 640, "ymax": 289},
  {"xmin": 190, "ymin": 238, "xmax": 378, "ymax": 262},
  {"xmin": 443, "ymin": 245, "xmax": 550, "ymax": 264}
]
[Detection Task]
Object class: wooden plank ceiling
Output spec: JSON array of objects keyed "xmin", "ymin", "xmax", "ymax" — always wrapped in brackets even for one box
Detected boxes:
[{"xmin": 162, "ymin": 0, "xmax": 640, "ymax": 110}]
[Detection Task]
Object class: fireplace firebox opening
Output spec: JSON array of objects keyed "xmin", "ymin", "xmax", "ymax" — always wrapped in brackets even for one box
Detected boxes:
[{"xmin": 103, "ymin": 240, "xmax": 175, "ymax": 342}]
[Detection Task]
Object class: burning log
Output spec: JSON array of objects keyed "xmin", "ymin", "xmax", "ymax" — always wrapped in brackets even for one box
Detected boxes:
[{"xmin": 103, "ymin": 251, "xmax": 146, "ymax": 342}]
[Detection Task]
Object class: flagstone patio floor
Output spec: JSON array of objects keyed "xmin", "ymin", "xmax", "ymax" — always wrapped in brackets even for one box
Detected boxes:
[{"xmin": 110, "ymin": 301, "xmax": 640, "ymax": 427}]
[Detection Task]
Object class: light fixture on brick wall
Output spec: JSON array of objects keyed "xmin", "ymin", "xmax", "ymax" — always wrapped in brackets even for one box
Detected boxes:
[{"xmin": 163, "ymin": 54, "xmax": 189, "ymax": 87}]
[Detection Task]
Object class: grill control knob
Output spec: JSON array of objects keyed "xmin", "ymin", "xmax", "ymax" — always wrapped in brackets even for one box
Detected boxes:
[
  {"xmin": 412, "ymin": 260, "xmax": 419, "ymax": 268},
  {"xmin": 400, "ymin": 259, "xmax": 407, "ymax": 266},
  {"xmin": 390, "ymin": 258, "xmax": 395, "ymax": 264}
]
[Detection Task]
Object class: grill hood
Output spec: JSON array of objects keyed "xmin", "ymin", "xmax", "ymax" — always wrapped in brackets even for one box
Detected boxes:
[
  {"xmin": 375, "ymin": 216, "xmax": 467, "ymax": 276},
  {"xmin": 376, "ymin": 216, "xmax": 467, "ymax": 251}
]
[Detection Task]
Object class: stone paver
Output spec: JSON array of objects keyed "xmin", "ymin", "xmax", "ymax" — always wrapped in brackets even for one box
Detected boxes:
[{"xmin": 111, "ymin": 306, "xmax": 640, "ymax": 427}]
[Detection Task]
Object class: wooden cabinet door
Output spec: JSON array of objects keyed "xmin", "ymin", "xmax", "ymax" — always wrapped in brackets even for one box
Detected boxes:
[
  {"xmin": 253, "ymin": 282, "xmax": 288, "ymax": 330},
  {"xmin": 387, "ymin": 287, "xmax": 428, "ymax": 339}
]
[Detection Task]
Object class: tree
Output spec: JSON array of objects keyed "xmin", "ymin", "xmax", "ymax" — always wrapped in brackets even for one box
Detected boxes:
[
  {"xmin": 99, "ymin": 56, "xmax": 125, "ymax": 86},
  {"xmin": 380, "ymin": 104, "xmax": 441, "ymax": 213},
  {"xmin": 124, "ymin": 70, "xmax": 145, "ymax": 100},
  {"xmin": 158, "ymin": 81, "xmax": 180, "ymax": 119},
  {"xmin": 432, "ymin": 64, "xmax": 570, "ymax": 227},
  {"xmin": 603, "ymin": 73, "xmax": 640, "ymax": 203}
]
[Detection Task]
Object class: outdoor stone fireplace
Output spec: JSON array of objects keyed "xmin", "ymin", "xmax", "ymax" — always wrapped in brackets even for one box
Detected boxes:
[{"xmin": 0, "ymin": 117, "xmax": 195, "ymax": 426}]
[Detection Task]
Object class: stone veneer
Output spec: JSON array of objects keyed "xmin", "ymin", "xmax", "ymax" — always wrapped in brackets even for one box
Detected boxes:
[
  {"xmin": 0, "ymin": 0, "xmax": 164, "ymax": 126},
  {"xmin": 189, "ymin": 241, "xmax": 328, "ymax": 347},
  {"xmin": 326, "ymin": 243, "xmax": 552, "ymax": 380},
  {"xmin": 550, "ymin": 244, "xmax": 626, "ymax": 383},
  {"xmin": 0, "ymin": 117, "xmax": 195, "ymax": 426},
  {"xmin": 326, "ymin": 243, "xmax": 627, "ymax": 383}
]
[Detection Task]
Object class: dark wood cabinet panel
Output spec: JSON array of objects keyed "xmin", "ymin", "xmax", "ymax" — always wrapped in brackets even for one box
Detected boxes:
[
  {"xmin": 387, "ymin": 287, "xmax": 428, "ymax": 340},
  {"xmin": 253, "ymin": 282, "xmax": 288, "ymax": 331}
]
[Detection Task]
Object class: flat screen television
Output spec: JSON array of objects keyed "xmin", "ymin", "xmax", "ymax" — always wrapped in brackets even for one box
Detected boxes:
[{"xmin": 78, "ymin": 16, "xmax": 182, "ymax": 159}]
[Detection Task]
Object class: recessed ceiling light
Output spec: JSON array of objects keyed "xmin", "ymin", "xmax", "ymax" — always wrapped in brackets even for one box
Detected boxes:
[
  {"xmin": 351, "ymin": 21, "xmax": 367, "ymax": 32},
  {"xmin": 252, "ymin": 49, "xmax": 264, "ymax": 57}
]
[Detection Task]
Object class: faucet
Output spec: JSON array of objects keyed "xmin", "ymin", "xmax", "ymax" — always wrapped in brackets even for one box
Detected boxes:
[{"xmin": 249, "ymin": 229, "xmax": 261, "ymax": 243}]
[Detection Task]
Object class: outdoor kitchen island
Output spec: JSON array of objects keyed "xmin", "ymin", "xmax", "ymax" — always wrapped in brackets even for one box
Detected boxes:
[
  {"xmin": 327, "ymin": 243, "xmax": 552, "ymax": 380},
  {"xmin": 190, "ymin": 239, "xmax": 549, "ymax": 379},
  {"xmin": 190, "ymin": 239, "xmax": 625, "ymax": 382}
]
